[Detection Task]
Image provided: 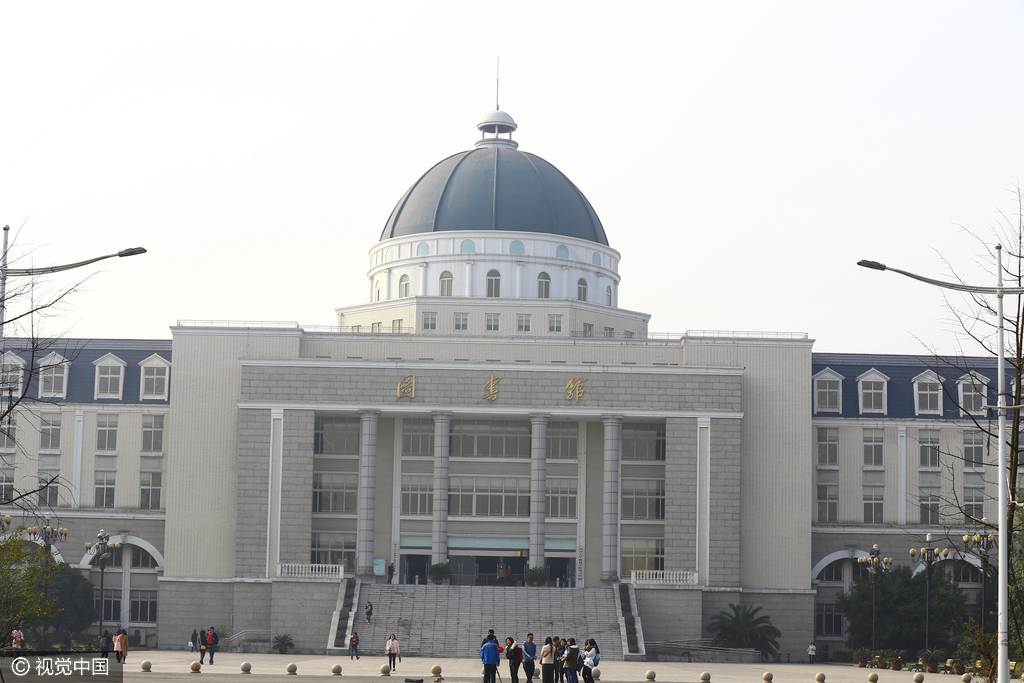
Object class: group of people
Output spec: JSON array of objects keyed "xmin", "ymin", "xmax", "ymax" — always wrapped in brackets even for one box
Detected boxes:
[
  {"xmin": 8, "ymin": 627, "xmax": 25, "ymax": 650},
  {"xmin": 98, "ymin": 630, "xmax": 130, "ymax": 663},
  {"xmin": 480, "ymin": 630, "xmax": 600, "ymax": 683},
  {"xmin": 188, "ymin": 626, "xmax": 220, "ymax": 664}
]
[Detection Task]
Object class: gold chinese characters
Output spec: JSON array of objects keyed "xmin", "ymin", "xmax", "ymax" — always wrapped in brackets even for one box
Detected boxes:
[
  {"xmin": 565, "ymin": 376, "xmax": 585, "ymax": 401},
  {"xmin": 396, "ymin": 375, "xmax": 416, "ymax": 399},
  {"xmin": 484, "ymin": 375, "xmax": 501, "ymax": 401}
]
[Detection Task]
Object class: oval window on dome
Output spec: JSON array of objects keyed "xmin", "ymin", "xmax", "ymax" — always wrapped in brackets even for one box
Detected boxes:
[
  {"xmin": 460, "ymin": 239, "xmax": 476, "ymax": 255},
  {"xmin": 416, "ymin": 242, "xmax": 430, "ymax": 257},
  {"xmin": 509, "ymin": 240, "xmax": 525, "ymax": 256},
  {"xmin": 555, "ymin": 244, "xmax": 570, "ymax": 260},
  {"xmin": 592, "ymin": 251, "xmax": 602, "ymax": 266}
]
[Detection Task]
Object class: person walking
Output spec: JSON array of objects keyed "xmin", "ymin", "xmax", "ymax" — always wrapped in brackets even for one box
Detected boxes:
[
  {"xmin": 349, "ymin": 631, "xmax": 360, "ymax": 660},
  {"xmin": 807, "ymin": 642, "xmax": 816, "ymax": 665},
  {"xmin": 386, "ymin": 633, "xmax": 401, "ymax": 672},
  {"xmin": 581, "ymin": 640, "xmax": 600, "ymax": 683},
  {"xmin": 523, "ymin": 633, "xmax": 537, "ymax": 683},
  {"xmin": 9, "ymin": 626, "xmax": 24, "ymax": 650},
  {"xmin": 540, "ymin": 637, "xmax": 555, "ymax": 683},
  {"xmin": 365, "ymin": 601, "xmax": 374, "ymax": 623},
  {"xmin": 112, "ymin": 629, "xmax": 124, "ymax": 663},
  {"xmin": 205, "ymin": 627, "xmax": 219, "ymax": 665},
  {"xmin": 481, "ymin": 634, "xmax": 500, "ymax": 683},
  {"xmin": 554, "ymin": 638, "xmax": 566, "ymax": 683},
  {"xmin": 560, "ymin": 638, "xmax": 580, "ymax": 683},
  {"xmin": 506, "ymin": 637, "xmax": 523, "ymax": 683},
  {"xmin": 189, "ymin": 629, "xmax": 198, "ymax": 653},
  {"xmin": 99, "ymin": 632, "xmax": 112, "ymax": 659}
]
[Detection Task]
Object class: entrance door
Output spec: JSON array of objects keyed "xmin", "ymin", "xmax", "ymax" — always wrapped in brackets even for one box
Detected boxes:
[
  {"xmin": 544, "ymin": 557, "xmax": 576, "ymax": 586},
  {"xmin": 400, "ymin": 554, "xmax": 429, "ymax": 584}
]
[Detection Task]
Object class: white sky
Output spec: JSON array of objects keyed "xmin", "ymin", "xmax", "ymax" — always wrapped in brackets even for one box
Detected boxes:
[{"xmin": 2, "ymin": 1, "xmax": 1022, "ymax": 354}]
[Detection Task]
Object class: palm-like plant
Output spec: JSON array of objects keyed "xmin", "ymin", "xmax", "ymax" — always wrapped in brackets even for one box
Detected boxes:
[{"xmin": 709, "ymin": 604, "xmax": 781, "ymax": 660}]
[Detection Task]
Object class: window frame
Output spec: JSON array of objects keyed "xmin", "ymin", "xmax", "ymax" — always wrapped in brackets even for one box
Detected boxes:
[
  {"xmin": 93, "ymin": 354, "xmax": 127, "ymax": 400},
  {"xmin": 813, "ymin": 368, "xmax": 843, "ymax": 414},
  {"xmin": 139, "ymin": 471, "xmax": 162, "ymax": 510},
  {"xmin": 963, "ymin": 430, "xmax": 985, "ymax": 469},
  {"xmin": 421, "ymin": 311, "xmax": 437, "ymax": 331},
  {"xmin": 913, "ymin": 370, "xmax": 945, "ymax": 416},
  {"xmin": 857, "ymin": 368, "xmax": 889, "ymax": 415},
  {"xmin": 816, "ymin": 427, "xmax": 839, "ymax": 466},
  {"xmin": 398, "ymin": 274, "xmax": 411, "ymax": 298},
  {"xmin": 486, "ymin": 270, "xmax": 501, "ymax": 298},
  {"xmin": 516, "ymin": 313, "xmax": 531, "ymax": 333},
  {"xmin": 958, "ymin": 373, "xmax": 989, "ymax": 416},
  {"xmin": 537, "ymin": 272, "xmax": 551, "ymax": 299},
  {"xmin": 919, "ymin": 429, "xmax": 940, "ymax": 468},
  {"xmin": 439, "ymin": 271, "xmax": 453, "ymax": 297},
  {"xmin": 141, "ymin": 413, "xmax": 165, "ymax": 453},
  {"xmin": 95, "ymin": 414, "xmax": 119, "ymax": 453},
  {"xmin": 39, "ymin": 413, "xmax": 62, "ymax": 452},
  {"xmin": 0, "ymin": 351, "xmax": 25, "ymax": 397},
  {"xmin": 862, "ymin": 427, "xmax": 884, "ymax": 467},
  {"xmin": 37, "ymin": 352, "xmax": 69, "ymax": 399},
  {"xmin": 548, "ymin": 314, "xmax": 562, "ymax": 333},
  {"xmin": 138, "ymin": 354, "xmax": 171, "ymax": 401},
  {"xmin": 577, "ymin": 278, "xmax": 588, "ymax": 302},
  {"xmin": 485, "ymin": 313, "xmax": 500, "ymax": 332},
  {"xmin": 453, "ymin": 312, "xmax": 469, "ymax": 331}
]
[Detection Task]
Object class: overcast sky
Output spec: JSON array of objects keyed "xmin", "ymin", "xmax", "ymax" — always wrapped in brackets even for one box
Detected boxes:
[{"xmin": 2, "ymin": 1, "xmax": 1022, "ymax": 354}]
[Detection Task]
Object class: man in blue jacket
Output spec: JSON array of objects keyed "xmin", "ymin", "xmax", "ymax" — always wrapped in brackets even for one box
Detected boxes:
[{"xmin": 481, "ymin": 634, "xmax": 500, "ymax": 683}]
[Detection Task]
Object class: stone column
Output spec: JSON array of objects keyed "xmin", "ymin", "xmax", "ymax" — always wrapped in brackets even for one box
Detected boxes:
[
  {"xmin": 384, "ymin": 268, "xmax": 392, "ymax": 300},
  {"xmin": 464, "ymin": 261, "xmax": 474, "ymax": 297},
  {"xmin": 419, "ymin": 263, "xmax": 428, "ymax": 296},
  {"xmin": 529, "ymin": 414, "xmax": 549, "ymax": 569},
  {"xmin": 601, "ymin": 415, "xmax": 622, "ymax": 581},
  {"xmin": 516, "ymin": 262, "xmax": 525, "ymax": 298},
  {"xmin": 356, "ymin": 411, "xmax": 379, "ymax": 576},
  {"xmin": 431, "ymin": 413, "xmax": 452, "ymax": 566}
]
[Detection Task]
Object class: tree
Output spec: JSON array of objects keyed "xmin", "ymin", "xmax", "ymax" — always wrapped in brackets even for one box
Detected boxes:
[
  {"xmin": 0, "ymin": 535, "xmax": 57, "ymax": 640},
  {"xmin": 708, "ymin": 604, "xmax": 781, "ymax": 660},
  {"xmin": 38, "ymin": 564, "xmax": 97, "ymax": 645}
]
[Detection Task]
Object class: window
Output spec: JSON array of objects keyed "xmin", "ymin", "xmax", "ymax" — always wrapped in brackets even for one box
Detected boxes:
[
  {"xmin": 398, "ymin": 275, "xmax": 411, "ymax": 297},
  {"xmin": 814, "ymin": 371, "xmax": 842, "ymax": 413},
  {"xmin": 315, "ymin": 415, "xmax": 360, "ymax": 455},
  {"xmin": 603, "ymin": 326, "xmax": 614, "ymax": 338},
  {"xmin": 0, "ymin": 469, "xmax": 13, "ymax": 502},
  {"xmin": 310, "ymin": 531, "xmax": 356, "ymax": 568},
  {"xmin": 546, "ymin": 421, "xmax": 578, "ymax": 460},
  {"xmin": 485, "ymin": 313, "xmax": 500, "ymax": 332},
  {"xmin": 450, "ymin": 419, "xmax": 531, "ymax": 458},
  {"xmin": 864, "ymin": 485, "xmax": 884, "ymax": 524},
  {"xmin": 130, "ymin": 589, "xmax": 158, "ymax": 623},
  {"xmin": 40, "ymin": 414, "xmax": 61, "ymax": 451},
  {"xmin": 422, "ymin": 312, "xmax": 437, "ymax": 331},
  {"xmin": 624, "ymin": 330, "xmax": 635, "ymax": 338},
  {"xmin": 537, "ymin": 273, "xmax": 551, "ymax": 298},
  {"xmin": 577, "ymin": 278, "xmax": 588, "ymax": 302},
  {"xmin": 400, "ymin": 475, "xmax": 433, "ymax": 516},
  {"xmin": 914, "ymin": 372, "xmax": 944, "ymax": 415},
  {"xmin": 312, "ymin": 472, "xmax": 358, "ymax": 513},
  {"xmin": 391, "ymin": 319, "xmax": 403, "ymax": 333},
  {"xmin": 448, "ymin": 476, "xmax": 529, "ymax": 517},
  {"xmin": 860, "ymin": 380, "xmax": 886, "ymax": 414},
  {"xmin": 131, "ymin": 548, "xmax": 159, "ymax": 569},
  {"xmin": 919, "ymin": 429, "xmax": 940, "ymax": 467},
  {"xmin": 454, "ymin": 312, "xmax": 469, "ymax": 331},
  {"xmin": 402, "ymin": 418, "xmax": 434, "ymax": 457},
  {"xmin": 592, "ymin": 251, "xmax": 602, "ymax": 266},
  {"xmin": 94, "ymin": 471, "xmax": 115, "ymax": 508},
  {"xmin": 39, "ymin": 354, "xmax": 67, "ymax": 398},
  {"xmin": 509, "ymin": 240, "xmax": 525, "ymax": 256},
  {"xmin": 371, "ymin": 322, "xmax": 382, "ymax": 333},
  {"xmin": 141, "ymin": 365, "xmax": 168, "ymax": 400},
  {"xmin": 486, "ymin": 270, "xmax": 501, "ymax": 298},
  {"xmin": 620, "ymin": 538, "xmax": 664, "ymax": 576},
  {"xmin": 141, "ymin": 414, "xmax": 165, "ymax": 453},
  {"xmin": 459, "ymin": 239, "xmax": 476, "ymax": 254},
  {"xmin": 964, "ymin": 485, "xmax": 984, "ymax": 522},
  {"xmin": 606, "ymin": 286, "xmax": 613, "ymax": 306},
  {"xmin": 817, "ymin": 470, "xmax": 838, "ymax": 522},
  {"xmin": 582, "ymin": 323, "xmax": 594, "ymax": 337},
  {"xmin": 621, "ymin": 479, "xmax": 665, "ymax": 520},
  {"xmin": 622, "ymin": 423, "xmax": 666, "ymax": 461},
  {"xmin": 416, "ymin": 242, "xmax": 430, "ymax": 257},
  {"xmin": 816, "ymin": 427, "xmax": 838, "ymax": 466},
  {"xmin": 0, "ymin": 423, "xmax": 15, "ymax": 451},
  {"xmin": 516, "ymin": 314, "xmax": 531, "ymax": 333},
  {"xmin": 37, "ymin": 472, "xmax": 59, "ymax": 507},
  {"xmin": 90, "ymin": 544, "xmax": 122, "ymax": 567},
  {"xmin": 139, "ymin": 472, "xmax": 162, "ymax": 510},
  {"xmin": 548, "ymin": 314, "xmax": 562, "ymax": 333},
  {"xmin": 863, "ymin": 428, "xmax": 883, "ymax": 467},
  {"xmin": 94, "ymin": 589, "xmax": 121, "ymax": 623},
  {"xmin": 818, "ymin": 560, "xmax": 844, "ymax": 583},
  {"xmin": 919, "ymin": 487, "xmax": 941, "ymax": 524},
  {"xmin": 964, "ymin": 431, "xmax": 985, "ymax": 468},
  {"xmin": 546, "ymin": 478, "xmax": 577, "ymax": 518},
  {"xmin": 555, "ymin": 244, "xmax": 569, "ymax": 259},
  {"xmin": 375, "ymin": 288, "xmax": 381, "ymax": 302},
  {"xmin": 957, "ymin": 562, "xmax": 983, "ymax": 584},
  {"xmin": 815, "ymin": 604, "xmax": 844, "ymax": 637},
  {"xmin": 96, "ymin": 415, "xmax": 118, "ymax": 452},
  {"xmin": 0, "ymin": 353, "xmax": 24, "ymax": 395},
  {"xmin": 94, "ymin": 355, "xmax": 125, "ymax": 399},
  {"xmin": 439, "ymin": 271, "xmax": 453, "ymax": 296},
  {"xmin": 960, "ymin": 377, "xmax": 988, "ymax": 415}
]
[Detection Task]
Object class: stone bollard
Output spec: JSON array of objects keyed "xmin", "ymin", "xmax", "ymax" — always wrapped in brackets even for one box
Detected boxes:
[
  {"xmin": 645, "ymin": 671, "xmax": 656, "ymax": 681},
  {"xmin": 816, "ymin": 674, "xmax": 826, "ymax": 683},
  {"xmin": 763, "ymin": 673, "xmax": 773, "ymax": 683},
  {"xmin": 431, "ymin": 665, "xmax": 443, "ymax": 682},
  {"xmin": 141, "ymin": 661, "xmax": 152, "ymax": 673},
  {"xmin": 332, "ymin": 664, "xmax": 343, "ymax": 676},
  {"xmin": 961, "ymin": 675, "xmax": 972, "ymax": 683},
  {"xmin": 287, "ymin": 663, "xmax": 298, "ymax": 676},
  {"xmin": 241, "ymin": 662, "xmax": 252, "ymax": 674},
  {"xmin": 381, "ymin": 664, "xmax": 392, "ymax": 676},
  {"xmin": 700, "ymin": 674, "xmax": 711, "ymax": 683},
  {"xmin": 593, "ymin": 668, "xmax": 601, "ymax": 681},
  {"xmin": 190, "ymin": 661, "xmax": 201, "ymax": 674},
  {"xmin": 868, "ymin": 674, "xmax": 878, "ymax": 683},
  {"xmin": 913, "ymin": 675, "xmax": 924, "ymax": 683}
]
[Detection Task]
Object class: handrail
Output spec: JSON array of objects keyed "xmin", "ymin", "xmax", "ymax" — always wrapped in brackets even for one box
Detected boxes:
[
  {"xmin": 630, "ymin": 569, "xmax": 699, "ymax": 585},
  {"xmin": 684, "ymin": 329, "xmax": 809, "ymax": 340},
  {"xmin": 277, "ymin": 563, "xmax": 345, "ymax": 579},
  {"xmin": 221, "ymin": 629, "xmax": 270, "ymax": 645}
]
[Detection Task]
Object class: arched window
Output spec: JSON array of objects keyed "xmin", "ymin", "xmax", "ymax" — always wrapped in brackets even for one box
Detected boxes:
[
  {"xmin": 555, "ymin": 244, "xmax": 570, "ymax": 259},
  {"xmin": 592, "ymin": 251, "xmax": 602, "ymax": 266},
  {"xmin": 577, "ymin": 278, "xmax": 588, "ymax": 302},
  {"xmin": 606, "ymin": 285, "xmax": 613, "ymax": 306},
  {"xmin": 398, "ymin": 275, "xmax": 411, "ymax": 298},
  {"xmin": 460, "ymin": 239, "xmax": 476, "ymax": 254},
  {"xmin": 439, "ymin": 271, "xmax": 453, "ymax": 297},
  {"xmin": 537, "ymin": 272, "xmax": 551, "ymax": 299},
  {"xmin": 486, "ymin": 270, "xmax": 501, "ymax": 298},
  {"xmin": 509, "ymin": 240, "xmax": 525, "ymax": 256},
  {"xmin": 416, "ymin": 242, "xmax": 430, "ymax": 257}
]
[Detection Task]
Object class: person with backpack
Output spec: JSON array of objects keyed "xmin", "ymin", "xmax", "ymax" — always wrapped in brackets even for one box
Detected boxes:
[
  {"xmin": 560, "ymin": 638, "xmax": 580, "ymax": 683},
  {"xmin": 522, "ymin": 633, "xmax": 537, "ymax": 682},
  {"xmin": 200, "ymin": 626, "xmax": 219, "ymax": 665},
  {"xmin": 540, "ymin": 637, "xmax": 555, "ymax": 683},
  {"xmin": 480, "ymin": 634, "xmax": 500, "ymax": 683},
  {"xmin": 505, "ymin": 637, "xmax": 524, "ymax": 683},
  {"xmin": 349, "ymin": 631, "xmax": 360, "ymax": 660},
  {"xmin": 581, "ymin": 640, "xmax": 600, "ymax": 683}
]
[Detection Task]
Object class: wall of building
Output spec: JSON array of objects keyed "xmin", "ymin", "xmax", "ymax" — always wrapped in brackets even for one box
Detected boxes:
[{"xmin": 635, "ymin": 587, "xmax": 702, "ymax": 646}]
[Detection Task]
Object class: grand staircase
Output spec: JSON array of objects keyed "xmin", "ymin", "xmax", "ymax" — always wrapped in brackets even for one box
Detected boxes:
[{"xmin": 337, "ymin": 584, "xmax": 627, "ymax": 660}]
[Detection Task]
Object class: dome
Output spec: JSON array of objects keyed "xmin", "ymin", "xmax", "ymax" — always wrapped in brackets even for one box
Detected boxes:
[{"xmin": 380, "ymin": 112, "xmax": 608, "ymax": 245}]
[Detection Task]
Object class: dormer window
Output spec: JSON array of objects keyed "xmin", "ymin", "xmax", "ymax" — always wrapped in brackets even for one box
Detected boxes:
[
  {"xmin": 958, "ymin": 373, "xmax": 989, "ymax": 416},
  {"xmin": 38, "ymin": 352, "xmax": 69, "ymax": 399},
  {"xmin": 0, "ymin": 352, "xmax": 25, "ymax": 397},
  {"xmin": 913, "ymin": 370, "xmax": 944, "ymax": 416},
  {"xmin": 857, "ymin": 369, "xmax": 889, "ymax": 415},
  {"xmin": 813, "ymin": 368, "xmax": 843, "ymax": 413},
  {"xmin": 139, "ymin": 354, "xmax": 171, "ymax": 401},
  {"xmin": 93, "ymin": 353, "xmax": 126, "ymax": 400}
]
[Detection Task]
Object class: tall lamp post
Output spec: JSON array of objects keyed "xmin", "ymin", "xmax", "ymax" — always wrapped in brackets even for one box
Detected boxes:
[
  {"xmin": 85, "ymin": 530, "xmax": 121, "ymax": 641},
  {"xmin": 909, "ymin": 533, "xmax": 950, "ymax": 650},
  {"xmin": 26, "ymin": 520, "xmax": 69, "ymax": 558},
  {"xmin": 0, "ymin": 514, "xmax": 12, "ymax": 532},
  {"xmin": 859, "ymin": 250, "xmax": 1015, "ymax": 683},
  {"xmin": 963, "ymin": 521, "xmax": 996, "ymax": 633},
  {"xmin": 857, "ymin": 543, "xmax": 893, "ymax": 650}
]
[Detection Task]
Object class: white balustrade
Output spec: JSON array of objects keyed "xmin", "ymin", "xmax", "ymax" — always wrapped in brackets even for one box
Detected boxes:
[
  {"xmin": 277, "ymin": 563, "xmax": 345, "ymax": 579},
  {"xmin": 630, "ymin": 569, "xmax": 699, "ymax": 586}
]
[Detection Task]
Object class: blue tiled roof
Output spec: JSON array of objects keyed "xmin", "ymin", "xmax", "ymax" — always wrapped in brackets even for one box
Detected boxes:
[
  {"xmin": 812, "ymin": 352, "xmax": 1000, "ymax": 419},
  {"xmin": 2, "ymin": 338, "xmax": 171, "ymax": 405}
]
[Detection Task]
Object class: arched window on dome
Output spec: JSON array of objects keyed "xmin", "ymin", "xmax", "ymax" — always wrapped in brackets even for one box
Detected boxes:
[
  {"xmin": 416, "ymin": 242, "xmax": 430, "ymax": 257},
  {"xmin": 537, "ymin": 272, "xmax": 551, "ymax": 299},
  {"xmin": 460, "ymin": 239, "xmax": 476, "ymax": 255},
  {"xmin": 486, "ymin": 270, "xmax": 501, "ymax": 298},
  {"xmin": 555, "ymin": 244, "xmax": 570, "ymax": 260},
  {"xmin": 509, "ymin": 240, "xmax": 525, "ymax": 256},
  {"xmin": 577, "ymin": 278, "xmax": 588, "ymax": 302},
  {"xmin": 439, "ymin": 271, "xmax": 453, "ymax": 297},
  {"xmin": 398, "ymin": 275, "xmax": 411, "ymax": 298},
  {"xmin": 606, "ymin": 285, "xmax": 613, "ymax": 306},
  {"xmin": 592, "ymin": 251, "xmax": 602, "ymax": 266}
]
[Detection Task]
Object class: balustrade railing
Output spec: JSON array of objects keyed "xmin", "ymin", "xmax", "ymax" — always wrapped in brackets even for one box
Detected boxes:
[
  {"xmin": 630, "ymin": 569, "xmax": 699, "ymax": 585},
  {"xmin": 277, "ymin": 563, "xmax": 345, "ymax": 579}
]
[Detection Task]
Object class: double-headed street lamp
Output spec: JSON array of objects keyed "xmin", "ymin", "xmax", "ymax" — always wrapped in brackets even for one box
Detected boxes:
[
  {"xmin": 963, "ymin": 521, "xmax": 996, "ymax": 633},
  {"xmin": 859, "ymin": 249, "xmax": 1015, "ymax": 683},
  {"xmin": 909, "ymin": 533, "xmax": 950, "ymax": 650},
  {"xmin": 84, "ymin": 529, "xmax": 121, "ymax": 640},
  {"xmin": 857, "ymin": 543, "xmax": 893, "ymax": 650},
  {"xmin": 26, "ymin": 520, "xmax": 69, "ymax": 556}
]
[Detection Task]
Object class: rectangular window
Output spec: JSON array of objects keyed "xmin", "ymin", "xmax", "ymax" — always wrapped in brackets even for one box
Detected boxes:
[
  {"xmin": 0, "ymin": 424, "xmax": 16, "ymax": 451},
  {"xmin": 96, "ymin": 414, "xmax": 118, "ymax": 452},
  {"xmin": 964, "ymin": 485, "xmax": 984, "ymax": 522},
  {"xmin": 819, "ymin": 561, "xmax": 843, "ymax": 583},
  {"xmin": 603, "ymin": 326, "xmax": 614, "ymax": 338},
  {"xmin": 919, "ymin": 429, "xmax": 940, "ymax": 467},
  {"xmin": 964, "ymin": 431, "xmax": 985, "ymax": 469},
  {"xmin": 94, "ymin": 471, "xmax": 116, "ymax": 508},
  {"xmin": 142, "ymin": 366, "xmax": 168, "ymax": 398},
  {"xmin": 622, "ymin": 423, "xmax": 666, "ymax": 461},
  {"xmin": 447, "ymin": 476, "xmax": 529, "ymax": 517},
  {"xmin": 816, "ymin": 379, "xmax": 840, "ymax": 412},
  {"xmin": 314, "ymin": 415, "xmax": 361, "ymax": 455},
  {"xmin": 620, "ymin": 538, "xmax": 664, "ymax": 576},
  {"xmin": 421, "ymin": 312, "xmax": 437, "ymax": 331},
  {"xmin": 958, "ymin": 563, "xmax": 983, "ymax": 584},
  {"xmin": 516, "ymin": 313, "xmax": 532, "ymax": 333},
  {"xmin": 96, "ymin": 365, "xmax": 122, "ymax": 398},
  {"xmin": 546, "ymin": 421, "xmax": 578, "ymax": 460},
  {"xmin": 582, "ymin": 323, "xmax": 594, "ymax": 337},
  {"xmin": 130, "ymin": 548, "xmax": 159, "ymax": 568},
  {"xmin": 37, "ymin": 471, "xmax": 58, "ymax": 507},
  {"xmin": 0, "ymin": 362, "xmax": 22, "ymax": 393},
  {"xmin": 621, "ymin": 478, "xmax": 666, "ymax": 520},
  {"xmin": 450, "ymin": 419, "xmax": 531, "ymax": 458},
  {"xmin": 40, "ymin": 414, "xmax": 61, "ymax": 451},
  {"xmin": 40, "ymin": 364, "xmax": 66, "ymax": 397},
  {"xmin": 371, "ymin": 322, "xmax": 382, "ymax": 333},
  {"xmin": 917, "ymin": 381, "xmax": 942, "ymax": 414},
  {"xmin": 816, "ymin": 427, "xmax": 838, "ymax": 466},
  {"xmin": 0, "ymin": 469, "xmax": 13, "ymax": 502},
  {"xmin": 863, "ymin": 485, "xmax": 884, "ymax": 524},
  {"xmin": 142, "ymin": 414, "xmax": 165, "ymax": 453},
  {"xmin": 400, "ymin": 475, "xmax": 433, "ymax": 516},
  {"xmin": 391, "ymin": 319, "xmax": 403, "ymax": 333},
  {"xmin": 919, "ymin": 487, "xmax": 941, "ymax": 524},
  {"xmin": 815, "ymin": 603, "xmax": 844, "ymax": 637},
  {"xmin": 94, "ymin": 589, "xmax": 121, "ymax": 623},
  {"xmin": 863, "ymin": 428, "xmax": 883, "ymax": 467},
  {"xmin": 454, "ymin": 312, "xmax": 469, "ymax": 331},
  {"xmin": 861, "ymin": 380, "xmax": 885, "ymax": 412},
  {"xmin": 485, "ymin": 313, "xmax": 500, "ymax": 332},
  {"xmin": 129, "ymin": 589, "xmax": 158, "ymax": 623},
  {"xmin": 961, "ymin": 381, "xmax": 986, "ymax": 414},
  {"xmin": 139, "ymin": 472, "xmax": 162, "ymax": 510},
  {"xmin": 545, "ymin": 477, "xmax": 577, "ymax": 519},
  {"xmin": 402, "ymin": 418, "xmax": 434, "ymax": 457},
  {"xmin": 312, "ymin": 472, "xmax": 358, "ymax": 513},
  {"xmin": 817, "ymin": 470, "xmax": 838, "ymax": 522},
  {"xmin": 548, "ymin": 314, "xmax": 563, "ymax": 333},
  {"xmin": 310, "ymin": 531, "xmax": 356, "ymax": 568}
]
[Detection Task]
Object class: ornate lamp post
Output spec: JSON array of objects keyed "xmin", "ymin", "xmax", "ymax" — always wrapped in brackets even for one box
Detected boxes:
[
  {"xmin": 857, "ymin": 543, "xmax": 893, "ymax": 650},
  {"xmin": 963, "ymin": 521, "xmax": 996, "ymax": 633},
  {"xmin": 85, "ymin": 530, "xmax": 121, "ymax": 640},
  {"xmin": 0, "ymin": 514, "xmax": 13, "ymax": 532},
  {"xmin": 26, "ymin": 520, "xmax": 69, "ymax": 557},
  {"xmin": 909, "ymin": 532, "xmax": 950, "ymax": 650}
]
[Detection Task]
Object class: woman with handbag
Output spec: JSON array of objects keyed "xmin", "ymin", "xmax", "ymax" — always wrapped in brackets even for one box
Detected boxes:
[{"xmin": 385, "ymin": 633, "xmax": 401, "ymax": 672}]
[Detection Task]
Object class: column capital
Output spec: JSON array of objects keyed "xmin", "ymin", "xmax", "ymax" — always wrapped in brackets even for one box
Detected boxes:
[
  {"xmin": 529, "ymin": 413, "xmax": 551, "ymax": 424},
  {"xmin": 600, "ymin": 414, "xmax": 623, "ymax": 424},
  {"xmin": 359, "ymin": 410, "xmax": 381, "ymax": 420},
  {"xmin": 431, "ymin": 411, "xmax": 452, "ymax": 420}
]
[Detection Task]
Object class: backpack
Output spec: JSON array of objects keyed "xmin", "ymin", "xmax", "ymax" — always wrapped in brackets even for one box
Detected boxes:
[
  {"xmin": 512, "ymin": 645, "xmax": 523, "ymax": 662},
  {"xmin": 592, "ymin": 653, "xmax": 600, "ymax": 667},
  {"xmin": 350, "ymin": 634, "xmax": 359, "ymax": 646}
]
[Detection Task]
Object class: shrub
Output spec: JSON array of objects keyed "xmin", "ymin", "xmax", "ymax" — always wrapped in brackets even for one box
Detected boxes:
[
  {"xmin": 526, "ymin": 568, "xmax": 548, "ymax": 586},
  {"xmin": 272, "ymin": 633, "xmax": 295, "ymax": 655},
  {"xmin": 428, "ymin": 562, "xmax": 450, "ymax": 585}
]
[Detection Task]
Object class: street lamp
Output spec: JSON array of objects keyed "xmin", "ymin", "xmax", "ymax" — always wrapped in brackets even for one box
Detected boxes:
[
  {"xmin": 909, "ymin": 533, "xmax": 950, "ymax": 650},
  {"xmin": 963, "ymin": 520, "xmax": 996, "ymax": 633},
  {"xmin": 26, "ymin": 520, "xmax": 69, "ymax": 557},
  {"xmin": 859, "ymin": 250, "xmax": 1016, "ymax": 683},
  {"xmin": 0, "ymin": 514, "xmax": 12, "ymax": 532},
  {"xmin": 84, "ymin": 529, "xmax": 121, "ymax": 641},
  {"xmin": 857, "ymin": 543, "xmax": 893, "ymax": 650}
]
